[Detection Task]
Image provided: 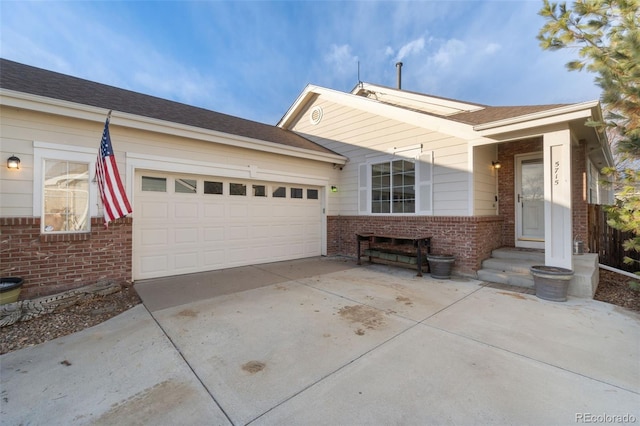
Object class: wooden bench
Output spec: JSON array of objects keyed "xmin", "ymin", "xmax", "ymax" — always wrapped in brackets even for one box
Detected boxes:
[{"xmin": 356, "ymin": 232, "xmax": 432, "ymax": 276}]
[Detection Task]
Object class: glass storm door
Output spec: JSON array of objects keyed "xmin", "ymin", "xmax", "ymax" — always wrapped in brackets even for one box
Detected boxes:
[{"xmin": 516, "ymin": 155, "xmax": 544, "ymax": 249}]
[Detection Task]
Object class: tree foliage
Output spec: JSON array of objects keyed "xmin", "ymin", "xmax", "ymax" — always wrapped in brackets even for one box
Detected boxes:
[
  {"xmin": 538, "ymin": 0, "xmax": 640, "ymax": 157},
  {"xmin": 538, "ymin": 0, "xmax": 640, "ymax": 286}
]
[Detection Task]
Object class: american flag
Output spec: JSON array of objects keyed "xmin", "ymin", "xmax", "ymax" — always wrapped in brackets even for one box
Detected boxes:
[{"xmin": 96, "ymin": 114, "xmax": 132, "ymax": 227}]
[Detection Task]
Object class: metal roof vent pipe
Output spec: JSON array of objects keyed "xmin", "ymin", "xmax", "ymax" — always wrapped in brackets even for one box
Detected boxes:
[{"xmin": 396, "ymin": 62, "xmax": 403, "ymax": 90}]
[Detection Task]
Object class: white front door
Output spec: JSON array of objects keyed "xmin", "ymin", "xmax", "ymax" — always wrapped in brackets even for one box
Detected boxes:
[{"xmin": 515, "ymin": 154, "xmax": 544, "ymax": 249}]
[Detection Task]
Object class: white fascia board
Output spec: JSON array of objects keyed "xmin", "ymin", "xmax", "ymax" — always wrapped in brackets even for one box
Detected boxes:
[
  {"xmin": 474, "ymin": 101, "xmax": 599, "ymax": 135},
  {"xmin": 354, "ymin": 83, "xmax": 485, "ymax": 115},
  {"xmin": 1, "ymin": 89, "xmax": 347, "ymax": 165},
  {"xmin": 280, "ymin": 85, "xmax": 478, "ymax": 140},
  {"xmin": 277, "ymin": 84, "xmax": 320, "ymax": 127}
]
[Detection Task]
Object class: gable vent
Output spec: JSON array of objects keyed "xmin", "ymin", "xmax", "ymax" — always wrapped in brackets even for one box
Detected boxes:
[{"xmin": 310, "ymin": 106, "xmax": 323, "ymax": 125}]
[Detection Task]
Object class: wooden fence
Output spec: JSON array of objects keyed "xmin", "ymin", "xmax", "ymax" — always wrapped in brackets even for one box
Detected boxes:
[{"xmin": 587, "ymin": 204, "xmax": 640, "ymax": 272}]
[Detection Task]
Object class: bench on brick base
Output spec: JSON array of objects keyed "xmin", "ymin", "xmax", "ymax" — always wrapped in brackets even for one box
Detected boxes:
[{"xmin": 356, "ymin": 233, "xmax": 432, "ymax": 277}]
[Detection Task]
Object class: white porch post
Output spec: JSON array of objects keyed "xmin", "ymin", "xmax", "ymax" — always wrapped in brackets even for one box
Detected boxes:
[{"xmin": 543, "ymin": 128, "xmax": 573, "ymax": 270}]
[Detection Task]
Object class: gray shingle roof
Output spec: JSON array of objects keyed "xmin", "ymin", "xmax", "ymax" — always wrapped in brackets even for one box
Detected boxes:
[
  {"xmin": 0, "ymin": 58, "xmax": 337, "ymax": 155},
  {"xmin": 449, "ymin": 104, "xmax": 572, "ymax": 126}
]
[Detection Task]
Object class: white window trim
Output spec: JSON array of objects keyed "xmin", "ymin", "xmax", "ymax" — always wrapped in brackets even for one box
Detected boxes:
[
  {"xmin": 33, "ymin": 142, "xmax": 99, "ymax": 225},
  {"xmin": 358, "ymin": 150, "xmax": 433, "ymax": 215}
]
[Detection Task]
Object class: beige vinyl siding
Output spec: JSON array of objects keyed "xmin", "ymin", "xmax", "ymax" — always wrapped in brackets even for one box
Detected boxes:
[
  {"xmin": 292, "ymin": 97, "xmax": 470, "ymax": 216},
  {"xmin": 0, "ymin": 106, "xmax": 339, "ymax": 217},
  {"xmin": 472, "ymin": 144, "xmax": 499, "ymax": 215}
]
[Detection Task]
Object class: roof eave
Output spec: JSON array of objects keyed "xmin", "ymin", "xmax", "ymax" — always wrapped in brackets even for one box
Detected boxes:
[
  {"xmin": 278, "ymin": 84, "xmax": 478, "ymax": 140},
  {"xmin": 1, "ymin": 89, "xmax": 348, "ymax": 165},
  {"xmin": 473, "ymin": 101, "xmax": 601, "ymax": 134}
]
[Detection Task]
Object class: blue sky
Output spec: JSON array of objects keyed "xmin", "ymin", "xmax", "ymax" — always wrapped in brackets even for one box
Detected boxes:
[{"xmin": 1, "ymin": 1, "xmax": 601, "ymax": 125}]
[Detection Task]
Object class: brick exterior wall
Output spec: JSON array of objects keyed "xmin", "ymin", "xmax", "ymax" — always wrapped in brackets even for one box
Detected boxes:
[
  {"xmin": 572, "ymin": 140, "xmax": 588, "ymax": 243},
  {"xmin": 497, "ymin": 137, "xmax": 588, "ymax": 247},
  {"xmin": 497, "ymin": 137, "xmax": 543, "ymax": 247},
  {"xmin": 327, "ymin": 215, "xmax": 504, "ymax": 276},
  {"xmin": 1, "ymin": 217, "xmax": 132, "ymax": 299}
]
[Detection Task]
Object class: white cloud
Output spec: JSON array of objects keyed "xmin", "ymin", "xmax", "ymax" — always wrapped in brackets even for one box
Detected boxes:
[
  {"xmin": 431, "ymin": 39, "xmax": 466, "ymax": 67},
  {"xmin": 483, "ymin": 43, "xmax": 502, "ymax": 55},
  {"xmin": 324, "ymin": 44, "xmax": 359, "ymax": 76},
  {"xmin": 395, "ymin": 37, "xmax": 425, "ymax": 62}
]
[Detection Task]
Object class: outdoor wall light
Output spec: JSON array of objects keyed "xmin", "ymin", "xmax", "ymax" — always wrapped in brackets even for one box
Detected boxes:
[
  {"xmin": 492, "ymin": 161, "xmax": 501, "ymax": 170},
  {"xmin": 331, "ymin": 186, "xmax": 338, "ymax": 193},
  {"xmin": 7, "ymin": 155, "xmax": 20, "ymax": 170}
]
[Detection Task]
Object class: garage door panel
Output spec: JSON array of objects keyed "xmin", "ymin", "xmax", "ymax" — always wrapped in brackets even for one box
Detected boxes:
[
  {"xmin": 250, "ymin": 224, "xmax": 273, "ymax": 238},
  {"xmin": 134, "ymin": 171, "xmax": 322, "ymax": 280},
  {"xmin": 174, "ymin": 202, "xmax": 199, "ymax": 218},
  {"xmin": 226, "ymin": 226, "xmax": 248, "ymax": 241},
  {"xmin": 229, "ymin": 204, "xmax": 249, "ymax": 218},
  {"xmin": 140, "ymin": 254, "xmax": 169, "ymax": 275},
  {"xmin": 204, "ymin": 227, "xmax": 225, "ymax": 242},
  {"xmin": 175, "ymin": 252, "xmax": 199, "ymax": 270},
  {"xmin": 204, "ymin": 203, "xmax": 225, "ymax": 218},
  {"xmin": 140, "ymin": 228, "xmax": 168, "ymax": 247},
  {"xmin": 140, "ymin": 202, "xmax": 168, "ymax": 219},
  {"xmin": 174, "ymin": 228, "xmax": 199, "ymax": 244}
]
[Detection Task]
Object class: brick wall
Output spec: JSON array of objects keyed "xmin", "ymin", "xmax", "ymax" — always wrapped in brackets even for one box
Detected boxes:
[
  {"xmin": 497, "ymin": 137, "xmax": 587, "ymax": 246},
  {"xmin": 497, "ymin": 137, "xmax": 542, "ymax": 246},
  {"xmin": 572, "ymin": 140, "xmax": 588, "ymax": 243},
  {"xmin": 327, "ymin": 215, "xmax": 504, "ymax": 276},
  {"xmin": 1, "ymin": 217, "xmax": 132, "ymax": 299}
]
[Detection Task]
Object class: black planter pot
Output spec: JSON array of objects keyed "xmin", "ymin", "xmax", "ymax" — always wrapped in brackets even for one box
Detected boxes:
[
  {"xmin": 427, "ymin": 254, "xmax": 455, "ymax": 279},
  {"xmin": 530, "ymin": 265, "xmax": 574, "ymax": 302}
]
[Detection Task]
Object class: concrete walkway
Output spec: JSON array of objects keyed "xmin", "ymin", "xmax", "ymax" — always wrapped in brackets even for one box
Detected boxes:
[{"xmin": 1, "ymin": 257, "xmax": 639, "ymax": 425}]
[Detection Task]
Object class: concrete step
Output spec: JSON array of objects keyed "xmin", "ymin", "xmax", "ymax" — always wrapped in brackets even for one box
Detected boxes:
[
  {"xmin": 491, "ymin": 247, "xmax": 544, "ymax": 263},
  {"xmin": 481, "ymin": 257, "xmax": 538, "ymax": 275},
  {"xmin": 479, "ymin": 250, "xmax": 600, "ymax": 298},
  {"xmin": 477, "ymin": 269, "xmax": 534, "ymax": 289}
]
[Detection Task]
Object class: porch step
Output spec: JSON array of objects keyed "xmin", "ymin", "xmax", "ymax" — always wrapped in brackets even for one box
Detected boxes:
[
  {"xmin": 477, "ymin": 248, "xmax": 600, "ymax": 298},
  {"xmin": 477, "ymin": 269, "xmax": 534, "ymax": 289},
  {"xmin": 491, "ymin": 247, "xmax": 545, "ymax": 263}
]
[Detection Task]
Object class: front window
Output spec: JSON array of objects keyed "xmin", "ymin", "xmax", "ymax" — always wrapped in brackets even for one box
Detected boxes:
[
  {"xmin": 43, "ymin": 160, "xmax": 90, "ymax": 232},
  {"xmin": 372, "ymin": 159, "xmax": 415, "ymax": 213}
]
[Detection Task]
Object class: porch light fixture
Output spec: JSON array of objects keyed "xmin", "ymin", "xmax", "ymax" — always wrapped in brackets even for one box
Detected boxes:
[
  {"xmin": 492, "ymin": 161, "xmax": 501, "ymax": 169},
  {"xmin": 331, "ymin": 186, "xmax": 338, "ymax": 193},
  {"xmin": 7, "ymin": 155, "xmax": 20, "ymax": 170}
]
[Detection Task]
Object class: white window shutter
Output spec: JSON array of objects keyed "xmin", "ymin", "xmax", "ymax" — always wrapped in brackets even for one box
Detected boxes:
[
  {"xmin": 358, "ymin": 163, "xmax": 369, "ymax": 214},
  {"xmin": 417, "ymin": 151, "xmax": 433, "ymax": 214}
]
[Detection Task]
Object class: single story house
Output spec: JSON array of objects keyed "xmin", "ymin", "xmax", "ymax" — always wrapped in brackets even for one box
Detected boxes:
[{"xmin": 0, "ymin": 59, "xmax": 614, "ymax": 299}]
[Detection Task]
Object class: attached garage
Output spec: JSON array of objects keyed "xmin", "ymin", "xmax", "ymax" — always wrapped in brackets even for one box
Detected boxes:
[
  {"xmin": 0, "ymin": 59, "xmax": 347, "ymax": 298},
  {"xmin": 133, "ymin": 171, "xmax": 323, "ymax": 280}
]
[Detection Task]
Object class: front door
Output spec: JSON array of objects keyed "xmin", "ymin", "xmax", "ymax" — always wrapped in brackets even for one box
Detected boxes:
[{"xmin": 515, "ymin": 154, "xmax": 544, "ymax": 249}]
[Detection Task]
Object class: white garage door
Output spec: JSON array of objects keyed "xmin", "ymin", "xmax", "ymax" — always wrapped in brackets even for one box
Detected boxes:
[{"xmin": 134, "ymin": 171, "xmax": 323, "ymax": 280}]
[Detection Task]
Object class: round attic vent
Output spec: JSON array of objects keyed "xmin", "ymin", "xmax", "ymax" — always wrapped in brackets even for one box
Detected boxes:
[{"xmin": 309, "ymin": 106, "xmax": 323, "ymax": 125}]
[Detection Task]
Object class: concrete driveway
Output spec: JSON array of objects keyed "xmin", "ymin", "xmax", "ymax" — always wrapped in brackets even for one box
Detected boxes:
[{"xmin": 2, "ymin": 257, "xmax": 639, "ymax": 425}]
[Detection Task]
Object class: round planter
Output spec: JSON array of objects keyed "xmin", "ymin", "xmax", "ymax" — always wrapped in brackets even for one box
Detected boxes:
[
  {"xmin": 0, "ymin": 277, "xmax": 24, "ymax": 305},
  {"xmin": 530, "ymin": 266, "xmax": 573, "ymax": 302},
  {"xmin": 427, "ymin": 254, "xmax": 455, "ymax": 279}
]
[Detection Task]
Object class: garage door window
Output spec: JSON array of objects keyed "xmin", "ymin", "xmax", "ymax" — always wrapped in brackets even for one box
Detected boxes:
[
  {"xmin": 204, "ymin": 181, "xmax": 223, "ymax": 195},
  {"xmin": 142, "ymin": 176, "xmax": 166, "ymax": 192},
  {"xmin": 273, "ymin": 186, "xmax": 286, "ymax": 198},
  {"xmin": 291, "ymin": 188, "xmax": 303, "ymax": 199},
  {"xmin": 230, "ymin": 183, "xmax": 246, "ymax": 196},
  {"xmin": 175, "ymin": 178, "xmax": 197, "ymax": 194},
  {"xmin": 307, "ymin": 189, "xmax": 319, "ymax": 199},
  {"xmin": 253, "ymin": 185, "xmax": 266, "ymax": 197}
]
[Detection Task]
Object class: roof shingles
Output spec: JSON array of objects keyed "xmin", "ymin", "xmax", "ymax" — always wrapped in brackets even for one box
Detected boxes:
[{"xmin": 0, "ymin": 59, "xmax": 336, "ymax": 155}]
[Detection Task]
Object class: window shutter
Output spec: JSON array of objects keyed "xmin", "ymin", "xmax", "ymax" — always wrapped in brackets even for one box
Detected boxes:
[
  {"xmin": 358, "ymin": 163, "xmax": 369, "ymax": 214},
  {"xmin": 417, "ymin": 151, "xmax": 433, "ymax": 214}
]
